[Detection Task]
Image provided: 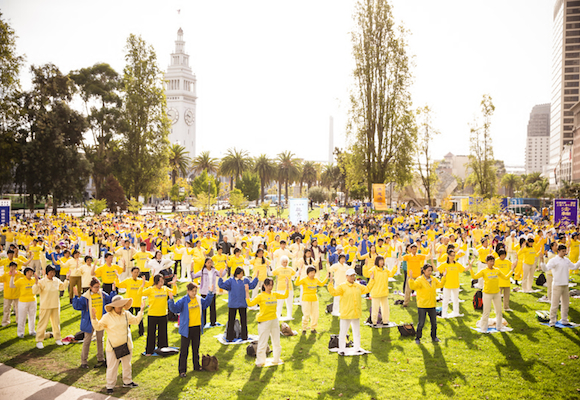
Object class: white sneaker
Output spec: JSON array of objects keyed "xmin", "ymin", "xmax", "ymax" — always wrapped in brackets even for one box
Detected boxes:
[
  {"xmin": 36, "ymin": 342, "xmax": 44, "ymax": 349},
  {"xmin": 17, "ymin": 334, "xmax": 24, "ymax": 339},
  {"xmin": 55, "ymin": 340, "xmax": 64, "ymax": 346}
]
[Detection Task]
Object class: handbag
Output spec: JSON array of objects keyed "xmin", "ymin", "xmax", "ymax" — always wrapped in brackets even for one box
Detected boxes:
[
  {"xmin": 397, "ymin": 323, "xmax": 416, "ymax": 337},
  {"xmin": 109, "ymin": 314, "xmax": 131, "ymax": 359}
]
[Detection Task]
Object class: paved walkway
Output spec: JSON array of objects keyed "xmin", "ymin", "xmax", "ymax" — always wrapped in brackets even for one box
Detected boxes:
[{"xmin": 0, "ymin": 363, "xmax": 119, "ymax": 400}]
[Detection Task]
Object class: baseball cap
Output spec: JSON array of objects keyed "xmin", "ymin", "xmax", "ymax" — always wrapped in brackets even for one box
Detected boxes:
[{"xmin": 346, "ymin": 268, "xmax": 356, "ymax": 276}]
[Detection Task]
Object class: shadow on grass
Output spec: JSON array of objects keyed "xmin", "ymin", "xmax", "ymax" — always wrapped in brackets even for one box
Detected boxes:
[
  {"xmin": 418, "ymin": 344, "xmax": 465, "ymax": 397},
  {"xmin": 488, "ymin": 333, "xmax": 551, "ymax": 382},
  {"xmin": 503, "ymin": 308, "xmax": 540, "ymax": 343},
  {"xmin": 370, "ymin": 325, "xmax": 402, "ymax": 362},
  {"xmin": 442, "ymin": 316, "xmax": 479, "ymax": 350},
  {"xmin": 291, "ymin": 332, "xmax": 320, "ymax": 370},
  {"xmin": 317, "ymin": 354, "xmax": 376, "ymax": 399},
  {"xmin": 236, "ymin": 363, "xmax": 276, "ymax": 400}
]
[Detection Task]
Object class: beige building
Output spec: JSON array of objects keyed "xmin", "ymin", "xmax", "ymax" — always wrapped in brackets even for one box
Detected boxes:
[
  {"xmin": 526, "ymin": 104, "xmax": 551, "ymax": 174},
  {"xmin": 437, "ymin": 153, "xmax": 470, "ymax": 180}
]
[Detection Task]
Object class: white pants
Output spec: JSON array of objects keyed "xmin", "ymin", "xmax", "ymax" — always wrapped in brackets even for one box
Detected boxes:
[
  {"xmin": 2, "ymin": 298, "xmax": 18, "ymax": 325},
  {"xmin": 481, "ymin": 292, "xmax": 502, "ymax": 332},
  {"xmin": 339, "ymin": 319, "xmax": 360, "ymax": 351},
  {"xmin": 442, "ymin": 288, "xmax": 460, "ymax": 317},
  {"xmin": 332, "ymin": 296, "xmax": 341, "ymax": 317},
  {"xmin": 476, "ymin": 263, "xmax": 486, "ymax": 289},
  {"xmin": 550, "ymin": 285, "xmax": 570, "ymax": 325},
  {"xmin": 508, "ymin": 252, "xmax": 517, "ymax": 263},
  {"xmin": 276, "ymin": 290, "xmax": 293, "ymax": 318},
  {"xmin": 106, "ymin": 350, "xmax": 133, "ymax": 389},
  {"xmin": 256, "ymin": 319, "xmax": 281, "ymax": 366},
  {"xmin": 17, "ymin": 301, "xmax": 36, "ymax": 336}
]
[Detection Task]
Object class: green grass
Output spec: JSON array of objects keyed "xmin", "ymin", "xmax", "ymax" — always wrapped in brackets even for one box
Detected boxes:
[{"xmin": 1, "ymin": 271, "xmax": 580, "ymax": 400}]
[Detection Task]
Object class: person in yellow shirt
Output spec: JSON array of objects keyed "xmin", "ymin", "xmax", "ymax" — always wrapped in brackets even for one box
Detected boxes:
[
  {"xmin": 63, "ymin": 250, "xmax": 84, "ymax": 302},
  {"xmin": 116, "ymin": 267, "xmax": 147, "ymax": 337},
  {"xmin": 568, "ymin": 233, "xmax": 579, "ymax": 264},
  {"xmin": 468, "ymin": 255, "xmax": 515, "ymax": 333},
  {"xmin": 249, "ymin": 249, "xmax": 271, "ymax": 304},
  {"xmin": 141, "ymin": 274, "xmax": 178, "ymax": 356},
  {"xmin": 328, "ymin": 268, "xmax": 375, "ymax": 354},
  {"xmin": 408, "ymin": 264, "xmax": 446, "ymax": 344},
  {"xmin": 1, "ymin": 261, "xmax": 23, "ymax": 326},
  {"xmin": 27, "ymin": 238, "xmax": 44, "ymax": 277},
  {"xmin": 132, "ymin": 243, "xmax": 153, "ymax": 280},
  {"xmin": 95, "ymin": 253, "xmax": 123, "ymax": 294},
  {"xmin": 90, "ymin": 294, "xmax": 145, "ymax": 394},
  {"xmin": 474, "ymin": 238, "xmax": 499, "ymax": 290},
  {"xmin": 245, "ymin": 277, "xmax": 289, "ymax": 367},
  {"xmin": 494, "ymin": 250, "xmax": 514, "ymax": 311},
  {"xmin": 401, "ymin": 244, "xmax": 432, "ymax": 307},
  {"xmin": 272, "ymin": 255, "xmax": 296, "ymax": 320},
  {"xmin": 15, "ymin": 267, "xmax": 36, "ymax": 337},
  {"xmin": 33, "ymin": 265, "xmax": 69, "ymax": 348},
  {"xmin": 295, "ymin": 265, "xmax": 328, "ymax": 333},
  {"xmin": 343, "ymin": 238, "xmax": 358, "ymax": 265},
  {"xmin": 368, "ymin": 256, "xmax": 398, "ymax": 326},
  {"xmin": 437, "ymin": 249, "xmax": 474, "ymax": 318},
  {"xmin": 518, "ymin": 238, "xmax": 541, "ymax": 293}
]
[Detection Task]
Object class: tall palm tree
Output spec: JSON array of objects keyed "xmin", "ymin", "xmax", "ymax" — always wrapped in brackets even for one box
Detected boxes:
[
  {"xmin": 321, "ymin": 164, "xmax": 341, "ymax": 190},
  {"xmin": 190, "ymin": 151, "xmax": 218, "ymax": 176},
  {"xmin": 500, "ymin": 173, "xmax": 520, "ymax": 197},
  {"xmin": 169, "ymin": 144, "xmax": 191, "ymax": 185},
  {"xmin": 301, "ymin": 161, "xmax": 318, "ymax": 194},
  {"xmin": 277, "ymin": 151, "xmax": 301, "ymax": 206},
  {"xmin": 254, "ymin": 154, "xmax": 276, "ymax": 203},
  {"xmin": 219, "ymin": 148, "xmax": 252, "ymax": 190}
]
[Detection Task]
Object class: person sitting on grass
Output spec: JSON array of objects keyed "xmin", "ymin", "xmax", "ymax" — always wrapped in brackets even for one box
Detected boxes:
[
  {"xmin": 72, "ymin": 277, "xmax": 116, "ymax": 369},
  {"xmin": 467, "ymin": 255, "xmax": 515, "ymax": 333},
  {"xmin": 245, "ymin": 277, "xmax": 289, "ymax": 367},
  {"xmin": 169, "ymin": 282, "xmax": 215, "ymax": 377},
  {"xmin": 90, "ymin": 295, "xmax": 145, "ymax": 395},
  {"xmin": 408, "ymin": 264, "xmax": 446, "ymax": 344},
  {"xmin": 218, "ymin": 267, "xmax": 259, "ymax": 342}
]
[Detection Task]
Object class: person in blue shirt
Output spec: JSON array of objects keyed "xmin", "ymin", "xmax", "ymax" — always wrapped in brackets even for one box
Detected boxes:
[
  {"xmin": 169, "ymin": 282, "xmax": 214, "ymax": 376},
  {"xmin": 218, "ymin": 267, "xmax": 259, "ymax": 342},
  {"xmin": 326, "ymin": 238, "xmax": 338, "ymax": 266}
]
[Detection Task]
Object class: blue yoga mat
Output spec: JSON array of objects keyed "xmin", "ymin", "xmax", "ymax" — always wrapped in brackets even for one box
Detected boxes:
[
  {"xmin": 541, "ymin": 321, "xmax": 579, "ymax": 329},
  {"xmin": 469, "ymin": 327, "xmax": 513, "ymax": 333},
  {"xmin": 204, "ymin": 322, "xmax": 224, "ymax": 329},
  {"xmin": 141, "ymin": 346, "xmax": 179, "ymax": 356}
]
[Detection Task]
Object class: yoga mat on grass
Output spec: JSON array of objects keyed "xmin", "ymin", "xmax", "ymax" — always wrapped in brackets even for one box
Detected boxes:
[
  {"xmin": 540, "ymin": 321, "xmax": 580, "ymax": 328},
  {"xmin": 470, "ymin": 327, "xmax": 513, "ymax": 334},
  {"xmin": 329, "ymin": 348, "xmax": 371, "ymax": 356},
  {"xmin": 215, "ymin": 334, "xmax": 258, "ymax": 345}
]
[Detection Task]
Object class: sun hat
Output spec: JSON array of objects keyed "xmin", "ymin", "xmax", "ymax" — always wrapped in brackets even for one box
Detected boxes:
[
  {"xmin": 105, "ymin": 295, "xmax": 133, "ymax": 313},
  {"xmin": 346, "ymin": 268, "xmax": 356, "ymax": 276}
]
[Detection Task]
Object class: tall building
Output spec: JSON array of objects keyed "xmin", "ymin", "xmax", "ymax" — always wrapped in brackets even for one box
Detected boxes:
[
  {"xmin": 550, "ymin": 0, "xmax": 580, "ymax": 185},
  {"xmin": 165, "ymin": 28, "xmax": 197, "ymax": 158},
  {"xmin": 525, "ymin": 104, "xmax": 551, "ymax": 174},
  {"xmin": 329, "ymin": 116, "xmax": 334, "ymax": 164}
]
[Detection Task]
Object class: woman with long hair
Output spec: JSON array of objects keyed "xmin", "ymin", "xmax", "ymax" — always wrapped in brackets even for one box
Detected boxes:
[
  {"xmin": 141, "ymin": 274, "xmax": 177, "ymax": 355},
  {"xmin": 191, "ymin": 257, "xmax": 222, "ymax": 327},
  {"xmin": 218, "ymin": 267, "xmax": 258, "ymax": 342}
]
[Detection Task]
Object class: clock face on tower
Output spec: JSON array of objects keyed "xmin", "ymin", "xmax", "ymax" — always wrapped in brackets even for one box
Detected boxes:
[
  {"xmin": 185, "ymin": 108, "xmax": 195, "ymax": 126},
  {"xmin": 167, "ymin": 108, "xmax": 179, "ymax": 125}
]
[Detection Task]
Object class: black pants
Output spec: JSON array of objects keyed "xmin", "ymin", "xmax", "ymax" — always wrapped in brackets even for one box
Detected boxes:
[
  {"xmin": 102, "ymin": 283, "xmax": 113, "ymax": 294},
  {"xmin": 201, "ymin": 294, "xmax": 216, "ymax": 326},
  {"xmin": 139, "ymin": 271, "xmax": 150, "ymax": 281},
  {"xmin": 402, "ymin": 270, "xmax": 407, "ymax": 293},
  {"xmin": 146, "ymin": 315, "xmax": 168, "ymax": 354},
  {"xmin": 179, "ymin": 326, "xmax": 201, "ymax": 373},
  {"xmin": 226, "ymin": 308, "xmax": 248, "ymax": 341},
  {"xmin": 416, "ymin": 307, "xmax": 437, "ymax": 340},
  {"xmin": 174, "ymin": 260, "xmax": 182, "ymax": 277},
  {"xmin": 130, "ymin": 307, "xmax": 145, "ymax": 336}
]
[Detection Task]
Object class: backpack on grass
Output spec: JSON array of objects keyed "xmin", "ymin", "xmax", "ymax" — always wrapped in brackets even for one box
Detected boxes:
[{"xmin": 473, "ymin": 290, "xmax": 483, "ymax": 310}]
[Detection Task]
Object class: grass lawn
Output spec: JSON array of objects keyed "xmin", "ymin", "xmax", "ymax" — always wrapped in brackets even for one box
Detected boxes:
[{"xmin": 1, "ymin": 270, "xmax": 580, "ymax": 400}]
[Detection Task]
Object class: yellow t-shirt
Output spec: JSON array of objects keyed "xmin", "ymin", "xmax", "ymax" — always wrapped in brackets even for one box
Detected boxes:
[
  {"xmin": 95, "ymin": 264, "xmax": 123, "ymax": 284},
  {"xmin": 92, "ymin": 292, "xmax": 104, "ymax": 319},
  {"xmin": 272, "ymin": 266, "xmax": 295, "ymax": 292},
  {"xmin": 295, "ymin": 275, "xmax": 328, "ymax": 302},
  {"xmin": 116, "ymin": 278, "xmax": 144, "ymax": 307},
  {"xmin": 437, "ymin": 262, "xmax": 465, "ymax": 289},
  {"xmin": 212, "ymin": 254, "xmax": 228, "ymax": 272},
  {"xmin": 518, "ymin": 246, "xmax": 537, "ymax": 265},
  {"xmin": 494, "ymin": 258, "xmax": 512, "ymax": 288},
  {"xmin": 15, "ymin": 277, "xmax": 35, "ymax": 302},
  {"xmin": 403, "ymin": 253, "xmax": 426, "ymax": 278},
  {"xmin": 471, "ymin": 267, "xmax": 512, "ymax": 294},
  {"xmin": 133, "ymin": 251, "xmax": 153, "ymax": 271},
  {"xmin": 29, "ymin": 245, "xmax": 43, "ymax": 260},
  {"xmin": 247, "ymin": 290, "xmax": 288, "ymax": 322},
  {"xmin": 0, "ymin": 272, "xmax": 23, "ymax": 299},
  {"xmin": 188, "ymin": 297, "xmax": 201, "ymax": 327},
  {"xmin": 251, "ymin": 258, "xmax": 269, "ymax": 281},
  {"xmin": 141, "ymin": 285, "xmax": 178, "ymax": 317}
]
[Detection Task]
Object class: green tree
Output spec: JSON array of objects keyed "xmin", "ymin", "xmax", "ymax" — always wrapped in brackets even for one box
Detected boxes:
[
  {"xmin": 85, "ymin": 199, "xmax": 107, "ymax": 215},
  {"xmin": 254, "ymin": 154, "xmax": 276, "ymax": 203},
  {"xmin": 557, "ymin": 180, "xmax": 580, "ymax": 199},
  {"xmin": 308, "ymin": 187, "xmax": 329, "ymax": 204},
  {"xmin": 219, "ymin": 148, "xmax": 252, "ymax": 190},
  {"xmin": 349, "ymin": 0, "xmax": 416, "ymax": 197},
  {"xmin": 169, "ymin": 144, "xmax": 191, "ymax": 185},
  {"xmin": 116, "ymin": 34, "xmax": 170, "ymax": 200},
  {"xmin": 101, "ymin": 174, "xmax": 127, "ymax": 213},
  {"xmin": 193, "ymin": 192, "xmax": 216, "ymax": 213},
  {"xmin": 16, "ymin": 64, "xmax": 90, "ymax": 214},
  {"xmin": 337, "ymin": 147, "xmax": 364, "ymax": 205},
  {"xmin": 229, "ymin": 188, "xmax": 248, "ymax": 211},
  {"xmin": 190, "ymin": 150, "xmax": 218, "ymax": 176},
  {"xmin": 467, "ymin": 95, "xmax": 496, "ymax": 198},
  {"xmin": 416, "ymin": 106, "xmax": 439, "ymax": 206},
  {"xmin": 127, "ymin": 198, "xmax": 143, "ymax": 214},
  {"xmin": 522, "ymin": 172, "xmax": 549, "ymax": 198},
  {"xmin": 70, "ymin": 63, "xmax": 121, "ymax": 199},
  {"xmin": 0, "ymin": 13, "xmax": 25, "ymax": 195},
  {"xmin": 321, "ymin": 163, "xmax": 342, "ymax": 191},
  {"xmin": 277, "ymin": 151, "xmax": 301, "ymax": 206},
  {"xmin": 300, "ymin": 161, "xmax": 318, "ymax": 194},
  {"xmin": 500, "ymin": 173, "xmax": 520, "ymax": 198},
  {"xmin": 190, "ymin": 170, "xmax": 218, "ymax": 198},
  {"xmin": 235, "ymin": 171, "xmax": 260, "ymax": 202}
]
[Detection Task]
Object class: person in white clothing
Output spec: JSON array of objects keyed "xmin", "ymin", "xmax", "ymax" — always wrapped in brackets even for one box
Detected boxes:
[
  {"xmin": 327, "ymin": 255, "xmax": 349, "ymax": 317},
  {"xmin": 545, "ymin": 244, "xmax": 580, "ymax": 326},
  {"xmin": 147, "ymin": 251, "xmax": 174, "ymax": 278}
]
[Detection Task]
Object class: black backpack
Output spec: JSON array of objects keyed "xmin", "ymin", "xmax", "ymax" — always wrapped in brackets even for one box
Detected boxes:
[
  {"xmin": 225, "ymin": 319, "xmax": 242, "ymax": 339},
  {"xmin": 328, "ymin": 334, "xmax": 352, "ymax": 349},
  {"xmin": 536, "ymin": 272, "xmax": 547, "ymax": 287},
  {"xmin": 325, "ymin": 303, "xmax": 333, "ymax": 314},
  {"xmin": 366, "ymin": 304, "xmax": 383, "ymax": 325},
  {"xmin": 473, "ymin": 290, "xmax": 483, "ymax": 310},
  {"xmin": 397, "ymin": 323, "xmax": 415, "ymax": 337}
]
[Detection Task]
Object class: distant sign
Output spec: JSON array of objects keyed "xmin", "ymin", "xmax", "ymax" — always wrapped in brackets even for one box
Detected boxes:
[
  {"xmin": 509, "ymin": 198, "xmax": 523, "ymax": 205},
  {"xmin": 553, "ymin": 198, "xmax": 578, "ymax": 226},
  {"xmin": 289, "ymin": 198, "xmax": 309, "ymax": 225},
  {"xmin": 0, "ymin": 200, "xmax": 10, "ymax": 225}
]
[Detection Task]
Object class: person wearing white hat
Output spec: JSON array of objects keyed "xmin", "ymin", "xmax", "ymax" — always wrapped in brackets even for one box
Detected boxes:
[
  {"xmin": 90, "ymin": 294, "xmax": 145, "ymax": 395},
  {"xmin": 327, "ymin": 268, "xmax": 375, "ymax": 354}
]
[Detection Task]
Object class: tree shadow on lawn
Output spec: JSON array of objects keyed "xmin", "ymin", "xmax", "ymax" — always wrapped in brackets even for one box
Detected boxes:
[
  {"xmin": 503, "ymin": 309, "xmax": 540, "ymax": 343},
  {"xmin": 442, "ymin": 316, "xmax": 479, "ymax": 350},
  {"xmin": 317, "ymin": 354, "xmax": 377, "ymax": 400},
  {"xmin": 488, "ymin": 333, "xmax": 551, "ymax": 382},
  {"xmin": 291, "ymin": 332, "xmax": 320, "ymax": 370},
  {"xmin": 418, "ymin": 343, "xmax": 465, "ymax": 397},
  {"xmin": 370, "ymin": 325, "xmax": 402, "ymax": 362},
  {"xmin": 235, "ymin": 363, "xmax": 276, "ymax": 400},
  {"xmin": 551, "ymin": 326, "xmax": 580, "ymax": 347}
]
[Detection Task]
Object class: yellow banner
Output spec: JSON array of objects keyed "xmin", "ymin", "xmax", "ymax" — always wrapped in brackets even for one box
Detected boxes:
[{"xmin": 372, "ymin": 184, "xmax": 388, "ymax": 211}]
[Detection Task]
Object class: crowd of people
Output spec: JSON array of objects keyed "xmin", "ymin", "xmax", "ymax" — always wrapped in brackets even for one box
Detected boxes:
[{"xmin": 1, "ymin": 207, "xmax": 579, "ymax": 394}]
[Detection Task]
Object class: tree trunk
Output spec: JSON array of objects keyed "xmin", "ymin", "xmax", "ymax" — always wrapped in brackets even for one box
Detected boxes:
[
  {"xmin": 28, "ymin": 193, "xmax": 34, "ymax": 214},
  {"xmin": 230, "ymin": 177, "xmax": 234, "ymax": 190},
  {"xmin": 260, "ymin": 182, "xmax": 265, "ymax": 203},
  {"xmin": 52, "ymin": 197, "xmax": 58, "ymax": 215},
  {"xmin": 285, "ymin": 181, "xmax": 289, "ymax": 206},
  {"xmin": 278, "ymin": 181, "xmax": 281, "ymax": 206}
]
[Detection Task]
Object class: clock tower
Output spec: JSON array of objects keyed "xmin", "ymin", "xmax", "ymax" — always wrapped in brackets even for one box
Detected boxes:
[{"xmin": 165, "ymin": 28, "xmax": 197, "ymax": 158}]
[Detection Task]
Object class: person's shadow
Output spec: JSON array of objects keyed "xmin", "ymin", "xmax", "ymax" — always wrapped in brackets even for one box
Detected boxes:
[
  {"xmin": 317, "ymin": 355, "xmax": 377, "ymax": 399},
  {"xmin": 417, "ymin": 344, "xmax": 466, "ymax": 397}
]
